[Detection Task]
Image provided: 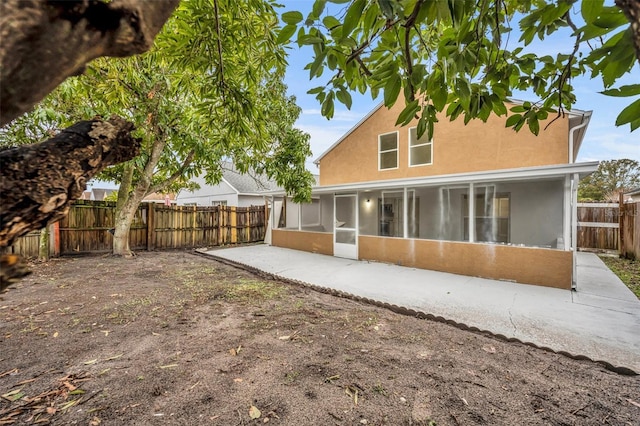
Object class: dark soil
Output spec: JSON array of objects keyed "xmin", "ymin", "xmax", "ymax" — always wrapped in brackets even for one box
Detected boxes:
[{"xmin": 1, "ymin": 251, "xmax": 638, "ymax": 425}]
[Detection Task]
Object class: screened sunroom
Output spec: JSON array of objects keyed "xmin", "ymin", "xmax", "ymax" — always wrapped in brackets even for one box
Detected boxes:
[{"xmin": 267, "ymin": 163, "xmax": 597, "ymax": 289}]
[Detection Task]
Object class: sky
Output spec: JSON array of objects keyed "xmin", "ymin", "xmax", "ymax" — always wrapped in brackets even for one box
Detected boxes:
[{"xmin": 279, "ymin": 0, "xmax": 639, "ymax": 171}]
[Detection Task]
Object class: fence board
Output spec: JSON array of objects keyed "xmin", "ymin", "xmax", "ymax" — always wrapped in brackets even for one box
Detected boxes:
[
  {"xmin": 4, "ymin": 201, "xmax": 266, "ymax": 257},
  {"xmin": 620, "ymin": 201, "xmax": 639, "ymax": 260},
  {"xmin": 577, "ymin": 203, "xmax": 619, "ymax": 251}
]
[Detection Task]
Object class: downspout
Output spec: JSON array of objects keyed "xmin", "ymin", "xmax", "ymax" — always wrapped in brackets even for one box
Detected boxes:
[
  {"xmin": 571, "ymin": 173, "xmax": 579, "ymax": 290},
  {"xmin": 568, "ymin": 113, "xmax": 590, "ymax": 289},
  {"xmin": 568, "ymin": 114, "xmax": 590, "ymax": 164}
]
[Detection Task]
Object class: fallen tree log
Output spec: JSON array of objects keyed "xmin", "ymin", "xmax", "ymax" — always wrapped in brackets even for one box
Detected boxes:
[{"xmin": 0, "ymin": 116, "xmax": 140, "ymax": 247}]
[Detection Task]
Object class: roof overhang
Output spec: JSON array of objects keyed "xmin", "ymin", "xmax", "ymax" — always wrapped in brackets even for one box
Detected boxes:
[{"xmin": 263, "ymin": 162, "xmax": 599, "ymax": 196}]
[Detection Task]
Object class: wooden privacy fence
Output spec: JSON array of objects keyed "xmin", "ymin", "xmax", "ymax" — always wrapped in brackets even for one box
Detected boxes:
[
  {"xmin": 2, "ymin": 200, "xmax": 267, "ymax": 258},
  {"xmin": 577, "ymin": 203, "xmax": 619, "ymax": 251},
  {"xmin": 619, "ymin": 201, "xmax": 639, "ymax": 260}
]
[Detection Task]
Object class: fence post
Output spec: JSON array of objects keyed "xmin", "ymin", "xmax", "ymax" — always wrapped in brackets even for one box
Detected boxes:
[
  {"xmin": 52, "ymin": 221, "xmax": 60, "ymax": 257},
  {"xmin": 192, "ymin": 205, "xmax": 197, "ymax": 247},
  {"xmin": 231, "ymin": 206, "xmax": 237, "ymax": 244},
  {"xmin": 147, "ymin": 202, "xmax": 156, "ymax": 251},
  {"xmin": 619, "ymin": 192, "xmax": 624, "ymax": 257}
]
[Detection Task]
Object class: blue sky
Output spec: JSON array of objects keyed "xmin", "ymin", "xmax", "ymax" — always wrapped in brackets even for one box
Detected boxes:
[{"xmin": 279, "ymin": 0, "xmax": 639, "ymax": 171}]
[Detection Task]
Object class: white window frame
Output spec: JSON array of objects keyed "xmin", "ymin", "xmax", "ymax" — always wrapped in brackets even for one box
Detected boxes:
[
  {"xmin": 408, "ymin": 127, "xmax": 433, "ymax": 167},
  {"xmin": 378, "ymin": 131, "xmax": 399, "ymax": 171}
]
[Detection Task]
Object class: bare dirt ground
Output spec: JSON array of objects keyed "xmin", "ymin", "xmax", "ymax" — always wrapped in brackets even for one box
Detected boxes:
[{"xmin": 0, "ymin": 251, "xmax": 638, "ymax": 426}]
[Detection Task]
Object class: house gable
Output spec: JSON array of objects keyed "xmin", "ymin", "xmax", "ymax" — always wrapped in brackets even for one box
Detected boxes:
[{"xmin": 318, "ymin": 100, "xmax": 584, "ymax": 186}]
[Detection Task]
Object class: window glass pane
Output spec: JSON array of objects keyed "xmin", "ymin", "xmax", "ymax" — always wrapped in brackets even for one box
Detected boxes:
[
  {"xmin": 380, "ymin": 151, "xmax": 397, "ymax": 169},
  {"xmin": 409, "ymin": 127, "xmax": 430, "ymax": 146},
  {"xmin": 380, "ymin": 133, "xmax": 397, "ymax": 151},
  {"xmin": 336, "ymin": 229, "xmax": 356, "ymax": 244},
  {"xmin": 465, "ymin": 189, "xmax": 510, "ymax": 243},
  {"xmin": 335, "ymin": 196, "xmax": 356, "ymax": 228},
  {"xmin": 410, "ymin": 145, "xmax": 432, "ymax": 166}
]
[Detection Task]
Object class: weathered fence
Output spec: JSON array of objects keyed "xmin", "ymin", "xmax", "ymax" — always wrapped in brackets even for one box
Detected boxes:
[
  {"xmin": 620, "ymin": 200, "xmax": 639, "ymax": 260},
  {"xmin": 577, "ymin": 203, "xmax": 619, "ymax": 251},
  {"xmin": 3, "ymin": 200, "xmax": 267, "ymax": 258}
]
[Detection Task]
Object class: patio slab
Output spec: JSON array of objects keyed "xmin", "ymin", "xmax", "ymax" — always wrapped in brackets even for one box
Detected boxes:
[{"xmin": 201, "ymin": 245, "xmax": 640, "ymax": 374}]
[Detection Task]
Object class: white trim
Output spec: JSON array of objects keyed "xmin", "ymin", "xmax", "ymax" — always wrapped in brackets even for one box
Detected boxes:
[
  {"xmin": 378, "ymin": 131, "xmax": 400, "ymax": 171},
  {"xmin": 569, "ymin": 111, "xmax": 592, "ymax": 162},
  {"xmin": 314, "ymin": 102, "xmax": 385, "ymax": 165},
  {"xmin": 408, "ymin": 126, "xmax": 433, "ymax": 167},
  {"xmin": 264, "ymin": 162, "xmax": 599, "ymax": 196},
  {"xmin": 221, "ymin": 177, "xmax": 240, "ymax": 195},
  {"xmin": 578, "ymin": 222, "xmax": 619, "ymax": 228},
  {"xmin": 563, "ymin": 175, "xmax": 571, "ymax": 251},
  {"xmin": 468, "ymin": 183, "xmax": 475, "ymax": 243},
  {"xmin": 403, "ymin": 187, "xmax": 408, "ymax": 238},
  {"xmin": 571, "ymin": 173, "xmax": 579, "ymax": 290},
  {"xmin": 577, "ymin": 202, "xmax": 619, "ymax": 208},
  {"xmin": 333, "ymin": 193, "xmax": 359, "ymax": 259}
]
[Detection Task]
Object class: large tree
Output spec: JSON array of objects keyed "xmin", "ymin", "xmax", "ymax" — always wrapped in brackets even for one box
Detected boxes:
[
  {"xmin": 280, "ymin": 0, "xmax": 640, "ymax": 137},
  {"xmin": 578, "ymin": 158, "xmax": 640, "ymax": 201},
  {"xmin": 2, "ymin": 0, "xmax": 314, "ymax": 257}
]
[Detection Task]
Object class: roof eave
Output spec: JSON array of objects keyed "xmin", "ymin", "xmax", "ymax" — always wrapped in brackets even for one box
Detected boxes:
[{"xmin": 263, "ymin": 162, "xmax": 599, "ymax": 196}]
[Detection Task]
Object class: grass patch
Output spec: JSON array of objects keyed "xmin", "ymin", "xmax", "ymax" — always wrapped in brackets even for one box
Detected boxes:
[
  {"xmin": 599, "ymin": 256, "xmax": 640, "ymax": 299},
  {"xmin": 225, "ymin": 279, "xmax": 284, "ymax": 303},
  {"xmin": 169, "ymin": 267, "xmax": 285, "ymax": 305}
]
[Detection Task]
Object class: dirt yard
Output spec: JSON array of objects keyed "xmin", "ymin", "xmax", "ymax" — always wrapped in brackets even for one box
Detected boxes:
[{"xmin": 1, "ymin": 251, "xmax": 638, "ymax": 425}]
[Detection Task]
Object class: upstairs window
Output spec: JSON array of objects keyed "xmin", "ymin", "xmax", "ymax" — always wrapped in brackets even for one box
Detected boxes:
[
  {"xmin": 379, "ymin": 131, "xmax": 399, "ymax": 170},
  {"xmin": 409, "ymin": 127, "xmax": 433, "ymax": 166}
]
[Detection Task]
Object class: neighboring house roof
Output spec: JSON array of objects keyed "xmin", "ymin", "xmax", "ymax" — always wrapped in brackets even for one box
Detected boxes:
[
  {"xmin": 313, "ymin": 99, "xmax": 592, "ymax": 165},
  {"xmin": 143, "ymin": 192, "xmax": 176, "ymax": 204},
  {"xmin": 625, "ymin": 187, "xmax": 640, "ymax": 196},
  {"xmin": 221, "ymin": 163, "xmax": 280, "ymax": 195}
]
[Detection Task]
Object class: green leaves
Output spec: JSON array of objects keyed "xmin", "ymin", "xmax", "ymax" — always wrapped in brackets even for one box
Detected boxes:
[
  {"xmin": 601, "ymin": 85, "xmax": 640, "ymax": 98},
  {"xmin": 615, "ymin": 99, "xmax": 640, "ymax": 131},
  {"xmin": 277, "ymin": 25, "xmax": 297, "ymax": 44},
  {"xmin": 282, "ymin": 11, "xmax": 303, "ymax": 25},
  {"xmin": 342, "ymin": 0, "xmax": 365, "ymax": 39},
  {"xmin": 288, "ymin": 0, "xmax": 639, "ymax": 138},
  {"xmin": 383, "ymin": 74, "xmax": 401, "ymax": 108}
]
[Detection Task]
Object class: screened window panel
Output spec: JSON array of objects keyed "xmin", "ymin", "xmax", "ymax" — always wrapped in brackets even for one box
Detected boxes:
[
  {"xmin": 410, "ymin": 145, "xmax": 432, "ymax": 166},
  {"xmin": 379, "ymin": 133, "xmax": 398, "ymax": 151},
  {"xmin": 380, "ymin": 151, "xmax": 398, "ymax": 169},
  {"xmin": 409, "ymin": 127, "xmax": 430, "ymax": 146}
]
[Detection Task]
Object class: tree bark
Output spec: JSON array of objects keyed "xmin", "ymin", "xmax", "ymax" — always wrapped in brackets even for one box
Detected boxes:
[
  {"xmin": 616, "ymin": 0, "xmax": 640, "ymax": 64},
  {"xmin": 0, "ymin": 116, "xmax": 140, "ymax": 247},
  {"xmin": 0, "ymin": 0, "xmax": 180, "ymax": 126},
  {"xmin": 113, "ymin": 191, "xmax": 146, "ymax": 257}
]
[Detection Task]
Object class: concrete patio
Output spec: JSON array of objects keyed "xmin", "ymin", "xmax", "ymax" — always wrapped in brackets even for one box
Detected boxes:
[{"xmin": 202, "ymin": 245, "xmax": 640, "ymax": 374}]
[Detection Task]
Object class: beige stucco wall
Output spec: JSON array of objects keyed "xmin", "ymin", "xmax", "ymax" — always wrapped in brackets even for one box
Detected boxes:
[
  {"xmin": 319, "ymin": 102, "xmax": 571, "ymax": 186},
  {"xmin": 358, "ymin": 236, "xmax": 572, "ymax": 289},
  {"xmin": 272, "ymin": 229, "xmax": 333, "ymax": 256}
]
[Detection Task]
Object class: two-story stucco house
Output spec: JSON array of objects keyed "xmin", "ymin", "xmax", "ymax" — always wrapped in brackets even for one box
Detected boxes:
[{"xmin": 265, "ymin": 100, "xmax": 598, "ymax": 289}]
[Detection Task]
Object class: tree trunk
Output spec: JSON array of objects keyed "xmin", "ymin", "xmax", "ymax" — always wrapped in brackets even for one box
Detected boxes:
[
  {"xmin": 113, "ymin": 199, "xmax": 140, "ymax": 257},
  {"xmin": 0, "ymin": 0, "xmax": 180, "ymax": 126},
  {"xmin": 0, "ymin": 116, "xmax": 140, "ymax": 247},
  {"xmin": 616, "ymin": 0, "xmax": 640, "ymax": 64},
  {"xmin": 38, "ymin": 227, "xmax": 49, "ymax": 261}
]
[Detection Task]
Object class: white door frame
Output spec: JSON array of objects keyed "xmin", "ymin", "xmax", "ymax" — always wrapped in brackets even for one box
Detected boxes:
[{"xmin": 333, "ymin": 193, "xmax": 358, "ymax": 259}]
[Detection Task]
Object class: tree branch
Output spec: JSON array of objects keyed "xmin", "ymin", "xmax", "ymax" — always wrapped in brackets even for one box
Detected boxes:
[
  {"xmin": 0, "ymin": 116, "xmax": 140, "ymax": 247},
  {"xmin": 0, "ymin": 0, "xmax": 180, "ymax": 126},
  {"xmin": 146, "ymin": 149, "xmax": 197, "ymax": 196}
]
